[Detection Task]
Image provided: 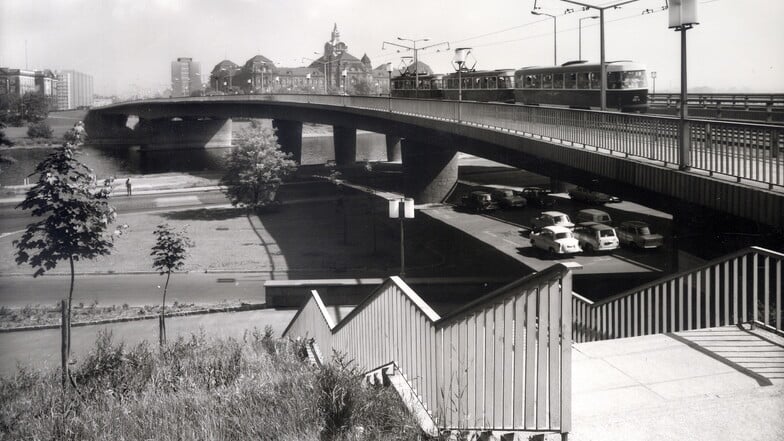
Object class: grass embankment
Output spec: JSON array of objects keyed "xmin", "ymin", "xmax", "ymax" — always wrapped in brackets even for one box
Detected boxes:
[
  {"xmin": 0, "ymin": 329, "xmax": 421, "ymax": 440},
  {"xmin": 0, "ymin": 300, "xmax": 256, "ymax": 330}
]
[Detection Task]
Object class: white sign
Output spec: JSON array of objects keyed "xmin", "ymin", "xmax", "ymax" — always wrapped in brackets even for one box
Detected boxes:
[{"xmin": 669, "ymin": 0, "xmax": 699, "ymax": 28}]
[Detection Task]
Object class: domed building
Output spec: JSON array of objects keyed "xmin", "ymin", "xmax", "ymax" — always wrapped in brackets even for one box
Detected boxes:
[
  {"xmin": 209, "ymin": 60, "xmax": 241, "ymax": 93},
  {"xmin": 309, "ymin": 24, "xmax": 375, "ymax": 93}
]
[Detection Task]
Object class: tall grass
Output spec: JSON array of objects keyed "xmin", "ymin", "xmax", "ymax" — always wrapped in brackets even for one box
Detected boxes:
[{"xmin": 0, "ymin": 327, "xmax": 421, "ymax": 440}]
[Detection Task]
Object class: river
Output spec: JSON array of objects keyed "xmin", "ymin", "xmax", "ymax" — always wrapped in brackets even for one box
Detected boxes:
[{"xmin": 0, "ymin": 132, "xmax": 389, "ymax": 186}]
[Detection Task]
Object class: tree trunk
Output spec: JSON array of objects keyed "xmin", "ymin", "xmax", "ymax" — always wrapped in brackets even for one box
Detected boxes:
[
  {"xmin": 160, "ymin": 271, "xmax": 170, "ymax": 346},
  {"xmin": 60, "ymin": 299, "xmax": 69, "ymax": 390},
  {"xmin": 61, "ymin": 255, "xmax": 75, "ymax": 391}
]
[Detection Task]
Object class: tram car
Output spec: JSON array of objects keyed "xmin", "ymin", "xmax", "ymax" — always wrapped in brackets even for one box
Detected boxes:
[
  {"xmin": 514, "ymin": 60, "xmax": 648, "ymax": 112},
  {"xmin": 441, "ymin": 69, "xmax": 517, "ymax": 103},
  {"xmin": 389, "ymin": 73, "xmax": 444, "ymax": 99}
]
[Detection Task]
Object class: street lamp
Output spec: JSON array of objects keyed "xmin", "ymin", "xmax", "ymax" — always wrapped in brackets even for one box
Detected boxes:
[
  {"xmin": 304, "ymin": 52, "xmax": 333, "ymax": 94},
  {"xmin": 452, "ymin": 47, "xmax": 475, "ymax": 122},
  {"xmin": 670, "ymin": 0, "xmax": 700, "ymax": 171},
  {"xmin": 562, "ymin": 0, "xmax": 641, "ymax": 111},
  {"xmin": 382, "ymin": 37, "xmax": 449, "ymax": 98},
  {"xmin": 579, "ymin": 15, "xmax": 599, "ymax": 60},
  {"xmin": 650, "ymin": 71, "xmax": 657, "ymax": 94},
  {"xmin": 387, "ymin": 62, "xmax": 394, "ymax": 111},
  {"xmin": 389, "ymin": 198, "xmax": 415, "ymax": 277},
  {"xmin": 341, "ymin": 68, "xmax": 348, "ymax": 94},
  {"xmin": 531, "ymin": 10, "xmax": 557, "ymax": 65}
]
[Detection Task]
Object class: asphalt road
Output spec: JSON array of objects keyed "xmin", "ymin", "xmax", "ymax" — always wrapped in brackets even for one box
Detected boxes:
[{"xmin": 0, "ymin": 272, "xmax": 270, "ymax": 308}]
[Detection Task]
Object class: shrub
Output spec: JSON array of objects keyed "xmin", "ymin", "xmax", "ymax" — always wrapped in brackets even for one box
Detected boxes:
[
  {"xmin": 0, "ymin": 330, "xmax": 422, "ymax": 440},
  {"xmin": 26, "ymin": 121, "xmax": 53, "ymax": 139}
]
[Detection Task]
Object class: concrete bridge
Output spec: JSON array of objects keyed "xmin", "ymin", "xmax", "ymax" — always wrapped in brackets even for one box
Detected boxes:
[{"xmin": 85, "ymin": 95, "xmax": 784, "ymax": 227}]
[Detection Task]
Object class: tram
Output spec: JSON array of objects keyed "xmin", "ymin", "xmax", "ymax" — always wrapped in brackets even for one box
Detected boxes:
[
  {"xmin": 514, "ymin": 60, "xmax": 648, "ymax": 112},
  {"xmin": 389, "ymin": 60, "xmax": 649, "ymax": 112}
]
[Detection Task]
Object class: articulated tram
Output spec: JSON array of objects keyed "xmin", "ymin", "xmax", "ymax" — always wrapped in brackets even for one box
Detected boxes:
[{"xmin": 390, "ymin": 60, "xmax": 649, "ymax": 112}]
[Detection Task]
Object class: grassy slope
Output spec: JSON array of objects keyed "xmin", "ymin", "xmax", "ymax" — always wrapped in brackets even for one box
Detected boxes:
[{"xmin": 0, "ymin": 330, "xmax": 421, "ymax": 440}]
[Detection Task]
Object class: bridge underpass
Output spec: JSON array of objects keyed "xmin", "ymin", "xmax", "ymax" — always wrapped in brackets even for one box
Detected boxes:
[{"xmin": 85, "ymin": 95, "xmax": 784, "ymax": 230}]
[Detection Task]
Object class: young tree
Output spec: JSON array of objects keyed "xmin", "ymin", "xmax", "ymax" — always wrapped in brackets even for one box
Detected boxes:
[
  {"xmin": 14, "ymin": 127, "xmax": 116, "ymax": 388},
  {"xmin": 20, "ymin": 92, "xmax": 50, "ymax": 123},
  {"xmin": 151, "ymin": 223, "xmax": 193, "ymax": 346},
  {"xmin": 220, "ymin": 120, "xmax": 298, "ymax": 211}
]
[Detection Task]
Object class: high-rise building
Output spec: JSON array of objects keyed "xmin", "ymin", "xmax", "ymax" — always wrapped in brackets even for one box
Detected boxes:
[
  {"xmin": 56, "ymin": 71, "xmax": 72, "ymax": 110},
  {"xmin": 56, "ymin": 70, "xmax": 94, "ymax": 109},
  {"xmin": 171, "ymin": 57, "xmax": 202, "ymax": 97}
]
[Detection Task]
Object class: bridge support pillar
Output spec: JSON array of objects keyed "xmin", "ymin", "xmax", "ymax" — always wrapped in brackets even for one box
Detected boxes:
[
  {"xmin": 401, "ymin": 139, "xmax": 458, "ymax": 204},
  {"xmin": 135, "ymin": 117, "xmax": 232, "ymax": 150},
  {"xmin": 333, "ymin": 126, "xmax": 357, "ymax": 166},
  {"xmin": 385, "ymin": 135, "xmax": 402, "ymax": 162},
  {"xmin": 272, "ymin": 119, "xmax": 303, "ymax": 163},
  {"xmin": 83, "ymin": 113, "xmax": 135, "ymax": 145}
]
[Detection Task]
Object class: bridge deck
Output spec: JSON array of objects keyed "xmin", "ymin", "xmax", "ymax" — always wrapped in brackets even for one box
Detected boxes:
[{"xmin": 571, "ymin": 325, "xmax": 784, "ymax": 441}]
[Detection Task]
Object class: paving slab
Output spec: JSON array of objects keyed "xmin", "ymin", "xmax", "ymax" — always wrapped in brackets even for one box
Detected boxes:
[{"xmin": 571, "ymin": 325, "xmax": 784, "ymax": 441}]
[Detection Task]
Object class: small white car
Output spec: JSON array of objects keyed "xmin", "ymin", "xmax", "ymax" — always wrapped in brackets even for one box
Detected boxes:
[
  {"xmin": 530, "ymin": 226, "xmax": 582, "ymax": 255},
  {"xmin": 573, "ymin": 222, "xmax": 620, "ymax": 253},
  {"xmin": 530, "ymin": 211, "xmax": 575, "ymax": 232}
]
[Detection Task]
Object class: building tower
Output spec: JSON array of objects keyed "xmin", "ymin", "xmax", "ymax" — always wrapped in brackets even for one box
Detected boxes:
[{"xmin": 171, "ymin": 57, "xmax": 202, "ymax": 97}]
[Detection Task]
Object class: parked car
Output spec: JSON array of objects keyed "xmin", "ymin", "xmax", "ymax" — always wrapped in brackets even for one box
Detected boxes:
[
  {"xmin": 461, "ymin": 191, "xmax": 498, "ymax": 212},
  {"xmin": 521, "ymin": 187, "xmax": 555, "ymax": 207},
  {"xmin": 576, "ymin": 208, "xmax": 612, "ymax": 225},
  {"xmin": 568, "ymin": 186, "xmax": 621, "ymax": 204},
  {"xmin": 573, "ymin": 222, "xmax": 620, "ymax": 253},
  {"xmin": 531, "ymin": 211, "xmax": 575, "ymax": 232},
  {"xmin": 530, "ymin": 226, "xmax": 582, "ymax": 255},
  {"xmin": 490, "ymin": 189, "xmax": 526, "ymax": 209},
  {"xmin": 616, "ymin": 221, "xmax": 664, "ymax": 249}
]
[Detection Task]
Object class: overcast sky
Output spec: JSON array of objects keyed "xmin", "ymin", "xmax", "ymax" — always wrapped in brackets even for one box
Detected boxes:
[{"xmin": 2, "ymin": 0, "xmax": 782, "ymax": 96}]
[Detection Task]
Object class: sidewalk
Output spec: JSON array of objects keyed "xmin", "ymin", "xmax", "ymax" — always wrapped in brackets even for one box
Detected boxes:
[
  {"xmin": 570, "ymin": 325, "xmax": 784, "ymax": 441},
  {"xmin": 0, "ymin": 173, "xmax": 222, "ymax": 205}
]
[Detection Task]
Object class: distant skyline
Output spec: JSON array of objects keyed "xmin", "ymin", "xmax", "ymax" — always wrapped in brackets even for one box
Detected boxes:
[{"xmin": 1, "ymin": 0, "xmax": 782, "ymax": 96}]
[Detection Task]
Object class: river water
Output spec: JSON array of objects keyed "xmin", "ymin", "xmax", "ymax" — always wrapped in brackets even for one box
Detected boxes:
[{"xmin": 0, "ymin": 132, "xmax": 388, "ymax": 186}]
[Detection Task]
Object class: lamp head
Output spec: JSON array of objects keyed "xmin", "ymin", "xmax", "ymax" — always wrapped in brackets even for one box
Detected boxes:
[
  {"xmin": 453, "ymin": 47, "xmax": 471, "ymax": 65},
  {"xmin": 386, "ymin": 62, "xmax": 393, "ymax": 73}
]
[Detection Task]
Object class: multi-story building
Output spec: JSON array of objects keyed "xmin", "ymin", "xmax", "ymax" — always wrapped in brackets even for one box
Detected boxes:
[
  {"xmin": 0, "ymin": 68, "xmax": 38, "ymax": 96},
  {"xmin": 171, "ymin": 57, "xmax": 202, "ymax": 97},
  {"xmin": 55, "ymin": 71, "xmax": 72, "ymax": 110},
  {"xmin": 56, "ymin": 70, "xmax": 94, "ymax": 109},
  {"xmin": 308, "ymin": 24, "xmax": 378, "ymax": 93},
  {"xmin": 34, "ymin": 70, "xmax": 58, "ymax": 108}
]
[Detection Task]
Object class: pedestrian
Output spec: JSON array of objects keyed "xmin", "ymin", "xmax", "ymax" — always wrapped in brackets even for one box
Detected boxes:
[{"xmin": 126, "ymin": 178, "xmax": 132, "ymax": 196}]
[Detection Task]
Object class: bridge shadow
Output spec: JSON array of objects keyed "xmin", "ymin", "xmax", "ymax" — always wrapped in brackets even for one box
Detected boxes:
[{"xmin": 665, "ymin": 325, "xmax": 784, "ymax": 386}]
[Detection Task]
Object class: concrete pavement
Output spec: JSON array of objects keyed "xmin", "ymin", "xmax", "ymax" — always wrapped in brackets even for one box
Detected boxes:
[{"xmin": 571, "ymin": 325, "xmax": 784, "ymax": 441}]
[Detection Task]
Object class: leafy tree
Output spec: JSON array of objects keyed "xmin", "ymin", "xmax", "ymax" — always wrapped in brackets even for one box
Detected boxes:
[
  {"xmin": 0, "ymin": 94, "xmax": 22, "ymax": 126},
  {"xmin": 20, "ymin": 92, "xmax": 50, "ymax": 123},
  {"xmin": 220, "ymin": 120, "xmax": 298, "ymax": 211},
  {"xmin": 151, "ymin": 223, "xmax": 193, "ymax": 345},
  {"xmin": 14, "ymin": 127, "xmax": 116, "ymax": 388}
]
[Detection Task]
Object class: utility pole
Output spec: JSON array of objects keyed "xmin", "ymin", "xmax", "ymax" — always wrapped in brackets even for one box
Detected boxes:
[
  {"xmin": 382, "ymin": 38, "xmax": 449, "ymax": 98},
  {"xmin": 561, "ymin": 0, "xmax": 640, "ymax": 111}
]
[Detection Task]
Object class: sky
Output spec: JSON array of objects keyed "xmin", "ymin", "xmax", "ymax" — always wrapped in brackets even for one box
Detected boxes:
[{"xmin": 1, "ymin": 0, "xmax": 782, "ymax": 96}]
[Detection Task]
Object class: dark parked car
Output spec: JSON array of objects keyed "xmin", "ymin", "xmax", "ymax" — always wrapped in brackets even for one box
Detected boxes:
[
  {"xmin": 490, "ymin": 189, "xmax": 526, "ymax": 209},
  {"xmin": 568, "ymin": 186, "xmax": 621, "ymax": 204},
  {"xmin": 461, "ymin": 191, "xmax": 499, "ymax": 213},
  {"xmin": 521, "ymin": 187, "xmax": 555, "ymax": 207},
  {"xmin": 616, "ymin": 221, "xmax": 664, "ymax": 249}
]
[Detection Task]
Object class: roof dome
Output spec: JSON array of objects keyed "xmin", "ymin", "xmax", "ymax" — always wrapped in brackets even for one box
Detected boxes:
[
  {"xmin": 400, "ymin": 61, "xmax": 433, "ymax": 76},
  {"xmin": 211, "ymin": 60, "xmax": 239, "ymax": 75}
]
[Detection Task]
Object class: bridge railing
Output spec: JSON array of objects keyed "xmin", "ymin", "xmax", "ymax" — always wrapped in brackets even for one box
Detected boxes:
[
  {"xmin": 572, "ymin": 246, "xmax": 783, "ymax": 343},
  {"xmin": 113, "ymin": 94, "xmax": 784, "ymax": 188},
  {"xmin": 283, "ymin": 263, "xmax": 580, "ymax": 435},
  {"xmin": 649, "ymin": 93, "xmax": 784, "ymax": 111}
]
